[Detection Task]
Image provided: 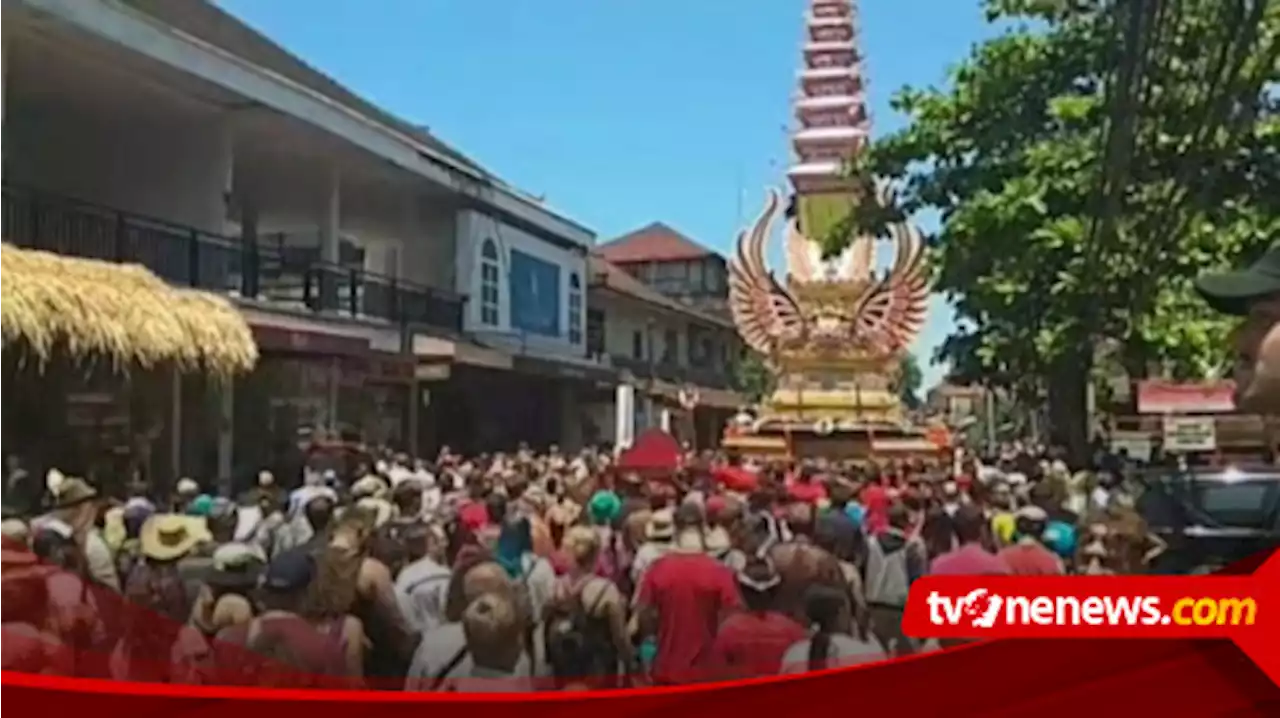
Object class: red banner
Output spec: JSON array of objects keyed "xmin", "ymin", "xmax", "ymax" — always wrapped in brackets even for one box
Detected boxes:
[{"xmin": 1137, "ymin": 380, "xmax": 1237, "ymax": 414}]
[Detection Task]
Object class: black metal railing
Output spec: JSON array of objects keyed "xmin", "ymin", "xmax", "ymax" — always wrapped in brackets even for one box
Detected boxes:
[
  {"xmin": 2, "ymin": 186, "xmax": 465, "ymax": 333},
  {"xmin": 611, "ymin": 355, "xmax": 734, "ymax": 390}
]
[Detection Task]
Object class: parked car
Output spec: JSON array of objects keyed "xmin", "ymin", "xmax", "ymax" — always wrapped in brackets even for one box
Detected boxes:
[{"xmin": 1136, "ymin": 466, "xmax": 1280, "ymax": 574}]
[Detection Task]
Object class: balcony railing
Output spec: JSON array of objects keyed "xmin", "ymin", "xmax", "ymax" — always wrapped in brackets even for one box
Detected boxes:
[
  {"xmin": 611, "ymin": 355, "xmax": 735, "ymax": 391},
  {"xmin": 2, "ymin": 186, "xmax": 464, "ymax": 333}
]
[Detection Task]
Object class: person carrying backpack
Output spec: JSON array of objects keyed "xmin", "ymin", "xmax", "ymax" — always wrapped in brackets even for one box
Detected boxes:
[
  {"xmin": 863, "ymin": 503, "xmax": 926, "ymax": 657},
  {"xmin": 544, "ymin": 527, "xmax": 633, "ymax": 688}
]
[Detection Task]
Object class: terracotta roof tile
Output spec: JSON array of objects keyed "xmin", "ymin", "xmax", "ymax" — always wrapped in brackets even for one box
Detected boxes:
[{"xmin": 598, "ymin": 222, "xmax": 716, "ymax": 263}]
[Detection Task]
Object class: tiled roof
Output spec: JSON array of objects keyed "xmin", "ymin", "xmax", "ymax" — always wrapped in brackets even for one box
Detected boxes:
[
  {"xmin": 598, "ymin": 222, "xmax": 717, "ymax": 263},
  {"xmin": 589, "ymin": 256, "xmax": 733, "ymax": 329}
]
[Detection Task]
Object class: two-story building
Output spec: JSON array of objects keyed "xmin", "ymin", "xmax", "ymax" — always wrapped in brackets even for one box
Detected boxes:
[
  {"xmin": 1, "ymin": 0, "xmax": 605, "ymax": 489},
  {"xmin": 419, "ymin": 208, "xmax": 618, "ymax": 454},
  {"xmin": 597, "ymin": 222, "xmax": 732, "ymax": 318},
  {"xmin": 587, "ymin": 224, "xmax": 747, "ymax": 449}
]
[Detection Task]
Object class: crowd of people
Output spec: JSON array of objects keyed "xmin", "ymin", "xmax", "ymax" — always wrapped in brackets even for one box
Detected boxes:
[{"xmin": 0, "ymin": 440, "xmax": 1168, "ymax": 691}]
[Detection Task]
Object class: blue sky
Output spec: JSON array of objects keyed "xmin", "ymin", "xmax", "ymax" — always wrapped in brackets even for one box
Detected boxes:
[{"xmin": 216, "ymin": 0, "xmax": 997, "ymax": 389}]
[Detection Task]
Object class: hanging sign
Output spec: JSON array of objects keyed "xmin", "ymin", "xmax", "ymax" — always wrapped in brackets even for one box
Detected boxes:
[{"xmin": 1162, "ymin": 417, "xmax": 1217, "ymax": 453}]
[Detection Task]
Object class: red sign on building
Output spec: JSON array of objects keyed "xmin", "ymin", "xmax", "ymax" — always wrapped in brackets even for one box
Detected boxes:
[{"xmin": 1136, "ymin": 380, "xmax": 1237, "ymax": 414}]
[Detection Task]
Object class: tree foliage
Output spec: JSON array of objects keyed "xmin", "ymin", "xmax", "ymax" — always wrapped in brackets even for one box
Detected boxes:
[
  {"xmin": 734, "ymin": 351, "xmax": 776, "ymax": 403},
  {"xmin": 895, "ymin": 352, "xmax": 925, "ymax": 409},
  {"xmin": 831, "ymin": 0, "xmax": 1279, "ymax": 402}
]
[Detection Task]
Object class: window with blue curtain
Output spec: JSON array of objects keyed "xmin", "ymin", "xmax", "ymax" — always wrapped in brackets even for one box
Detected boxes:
[{"xmin": 509, "ymin": 249, "xmax": 562, "ymax": 337}]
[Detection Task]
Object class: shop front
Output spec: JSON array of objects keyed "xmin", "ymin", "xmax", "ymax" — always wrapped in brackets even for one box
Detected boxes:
[
  {"xmin": 231, "ymin": 324, "xmax": 370, "ymax": 491},
  {"xmin": 0, "ymin": 245, "xmax": 257, "ymax": 504}
]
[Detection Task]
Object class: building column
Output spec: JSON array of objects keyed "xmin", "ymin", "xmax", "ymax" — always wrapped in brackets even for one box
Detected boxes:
[
  {"xmin": 216, "ymin": 380, "xmax": 234, "ymax": 495},
  {"xmin": 169, "ymin": 368, "xmax": 183, "ymax": 483},
  {"xmin": 327, "ymin": 357, "xmax": 341, "ymax": 435},
  {"xmin": 407, "ymin": 380, "xmax": 421, "ymax": 458},
  {"xmin": 0, "ymin": 29, "xmax": 9, "ymax": 183},
  {"xmin": 216, "ymin": 115, "xmax": 236, "ymax": 236},
  {"xmin": 558, "ymin": 382, "xmax": 582, "ymax": 451},
  {"xmin": 320, "ymin": 167, "xmax": 342, "ymax": 263}
]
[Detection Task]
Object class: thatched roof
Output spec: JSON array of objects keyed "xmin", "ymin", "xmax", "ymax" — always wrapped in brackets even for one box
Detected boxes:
[{"xmin": 1, "ymin": 244, "xmax": 259, "ymax": 377}]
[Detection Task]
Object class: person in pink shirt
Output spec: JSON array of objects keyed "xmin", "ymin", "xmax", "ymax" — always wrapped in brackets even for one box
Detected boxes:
[{"xmin": 929, "ymin": 505, "xmax": 1012, "ymax": 576}]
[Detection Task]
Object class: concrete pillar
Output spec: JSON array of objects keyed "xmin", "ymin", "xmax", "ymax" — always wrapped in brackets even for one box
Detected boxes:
[
  {"xmin": 558, "ymin": 382, "xmax": 582, "ymax": 451},
  {"xmin": 216, "ymin": 115, "xmax": 236, "ymax": 236},
  {"xmin": 407, "ymin": 380, "xmax": 421, "ymax": 458},
  {"xmin": 0, "ymin": 29, "xmax": 9, "ymax": 181},
  {"xmin": 169, "ymin": 368, "xmax": 183, "ymax": 483},
  {"xmin": 320, "ymin": 167, "xmax": 342, "ymax": 263},
  {"xmin": 216, "ymin": 380, "xmax": 234, "ymax": 495},
  {"xmin": 327, "ymin": 357, "xmax": 341, "ymax": 434}
]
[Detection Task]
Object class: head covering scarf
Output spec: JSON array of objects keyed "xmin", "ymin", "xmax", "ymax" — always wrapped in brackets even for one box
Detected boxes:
[
  {"xmin": 587, "ymin": 490, "xmax": 622, "ymax": 526},
  {"xmin": 494, "ymin": 515, "xmax": 533, "ymax": 579},
  {"xmin": 187, "ymin": 494, "xmax": 215, "ymax": 517}
]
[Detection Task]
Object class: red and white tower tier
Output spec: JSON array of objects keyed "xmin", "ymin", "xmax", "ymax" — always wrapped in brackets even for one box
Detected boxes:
[{"xmin": 789, "ymin": 0, "xmax": 870, "ymax": 197}]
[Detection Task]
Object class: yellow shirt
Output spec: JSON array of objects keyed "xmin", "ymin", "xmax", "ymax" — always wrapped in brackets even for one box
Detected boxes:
[{"xmin": 991, "ymin": 511, "xmax": 1017, "ymax": 546}]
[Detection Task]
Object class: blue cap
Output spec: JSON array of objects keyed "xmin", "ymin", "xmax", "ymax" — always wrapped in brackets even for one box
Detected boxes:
[{"xmin": 263, "ymin": 548, "xmax": 314, "ymax": 592}]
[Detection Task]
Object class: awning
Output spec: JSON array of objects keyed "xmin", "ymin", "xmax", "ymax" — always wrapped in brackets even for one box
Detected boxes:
[
  {"xmin": 412, "ymin": 334, "xmax": 513, "ymax": 371},
  {"xmin": 647, "ymin": 379, "xmax": 746, "ymax": 410},
  {"xmin": 512, "ymin": 354, "xmax": 620, "ymax": 384},
  {"xmin": 250, "ymin": 323, "xmax": 370, "ymax": 357},
  {"xmin": 0, "ymin": 244, "xmax": 257, "ymax": 377}
]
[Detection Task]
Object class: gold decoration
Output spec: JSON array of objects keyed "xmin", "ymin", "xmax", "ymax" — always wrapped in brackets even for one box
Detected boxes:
[{"xmin": 727, "ymin": 183, "xmax": 929, "ymax": 427}]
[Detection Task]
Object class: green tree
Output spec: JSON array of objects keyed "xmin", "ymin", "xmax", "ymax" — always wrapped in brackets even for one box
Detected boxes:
[
  {"xmin": 830, "ymin": 0, "xmax": 1278, "ymax": 458},
  {"xmin": 895, "ymin": 352, "xmax": 925, "ymax": 410},
  {"xmin": 734, "ymin": 351, "xmax": 776, "ymax": 403}
]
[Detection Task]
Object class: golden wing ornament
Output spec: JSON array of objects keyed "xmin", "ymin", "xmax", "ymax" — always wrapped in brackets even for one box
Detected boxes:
[
  {"xmin": 729, "ymin": 189, "xmax": 806, "ymax": 358},
  {"xmin": 853, "ymin": 211, "xmax": 929, "ymax": 354}
]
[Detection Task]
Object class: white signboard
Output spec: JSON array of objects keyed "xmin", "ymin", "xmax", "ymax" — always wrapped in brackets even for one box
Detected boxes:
[
  {"xmin": 1109, "ymin": 431, "xmax": 1153, "ymax": 463},
  {"xmin": 1162, "ymin": 417, "xmax": 1217, "ymax": 453}
]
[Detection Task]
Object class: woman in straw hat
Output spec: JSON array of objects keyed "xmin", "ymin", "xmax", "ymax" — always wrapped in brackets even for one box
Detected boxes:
[{"xmin": 114, "ymin": 514, "xmax": 209, "ymax": 682}]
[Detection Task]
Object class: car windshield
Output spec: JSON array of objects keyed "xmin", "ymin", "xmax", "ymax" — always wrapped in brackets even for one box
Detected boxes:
[{"xmin": 1138, "ymin": 469, "xmax": 1280, "ymax": 531}]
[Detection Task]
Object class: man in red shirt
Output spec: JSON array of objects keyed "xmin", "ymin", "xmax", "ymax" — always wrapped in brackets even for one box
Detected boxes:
[
  {"xmin": 786, "ymin": 466, "xmax": 828, "ymax": 505},
  {"xmin": 709, "ymin": 558, "xmax": 806, "ymax": 679},
  {"xmin": 635, "ymin": 502, "xmax": 742, "ymax": 685},
  {"xmin": 860, "ymin": 477, "xmax": 891, "ymax": 536}
]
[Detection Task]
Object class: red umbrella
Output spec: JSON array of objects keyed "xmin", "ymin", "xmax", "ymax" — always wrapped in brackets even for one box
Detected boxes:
[{"xmin": 617, "ymin": 429, "xmax": 683, "ymax": 474}]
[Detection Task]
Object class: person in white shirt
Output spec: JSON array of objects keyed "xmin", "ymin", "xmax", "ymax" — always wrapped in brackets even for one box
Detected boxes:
[
  {"xmin": 395, "ymin": 524, "xmax": 451, "ymax": 634},
  {"xmin": 405, "ymin": 559, "xmax": 546, "ymax": 690},
  {"xmin": 781, "ymin": 584, "xmax": 885, "ymax": 674}
]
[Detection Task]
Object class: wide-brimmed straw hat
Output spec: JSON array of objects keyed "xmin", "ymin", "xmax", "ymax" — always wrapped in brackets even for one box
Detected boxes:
[
  {"xmin": 646, "ymin": 509, "xmax": 675, "ymax": 542},
  {"xmin": 46, "ymin": 470, "xmax": 98, "ymax": 510},
  {"xmin": 139, "ymin": 514, "xmax": 210, "ymax": 562}
]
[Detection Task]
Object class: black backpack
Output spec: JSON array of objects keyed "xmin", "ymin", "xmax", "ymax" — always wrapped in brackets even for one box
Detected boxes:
[{"xmin": 543, "ymin": 578, "xmax": 613, "ymax": 674}]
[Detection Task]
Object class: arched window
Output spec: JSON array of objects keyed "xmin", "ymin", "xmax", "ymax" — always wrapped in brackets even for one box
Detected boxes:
[
  {"xmin": 568, "ymin": 272, "xmax": 584, "ymax": 345},
  {"xmin": 480, "ymin": 239, "xmax": 500, "ymax": 326}
]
